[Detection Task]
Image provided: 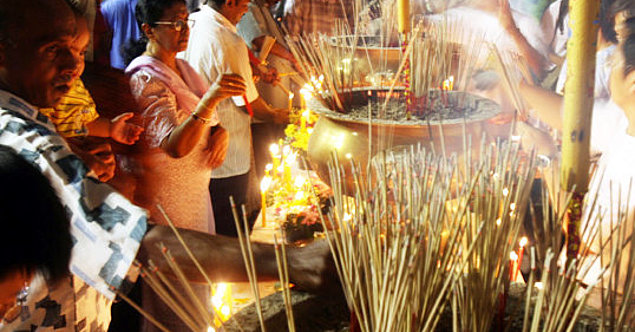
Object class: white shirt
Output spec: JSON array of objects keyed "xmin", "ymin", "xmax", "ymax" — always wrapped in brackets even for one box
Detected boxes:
[
  {"xmin": 583, "ymin": 129, "xmax": 635, "ymax": 296},
  {"xmin": 426, "ymin": 7, "xmax": 550, "ymax": 68},
  {"xmin": 540, "ymin": 0, "xmax": 568, "ymax": 58},
  {"xmin": 556, "ymin": 45, "xmax": 615, "ymax": 99},
  {"xmin": 179, "ymin": 5, "xmax": 259, "ymax": 178},
  {"xmin": 590, "ymin": 98, "xmax": 628, "ymax": 156}
]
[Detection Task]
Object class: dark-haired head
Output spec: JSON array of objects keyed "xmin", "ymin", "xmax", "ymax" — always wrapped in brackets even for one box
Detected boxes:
[
  {"xmin": 622, "ymin": 19, "xmax": 635, "ymax": 77},
  {"xmin": 609, "ymin": 21, "xmax": 635, "ymax": 118},
  {"xmin": 123, "ymin": 0, "xmax": 186, "ymax": 66},
  {"xmin": 0, "ymin": 145, "xmax": 72, "ymax": 285},
  {"xmin": 206, "ymin": 0, "xmax": 249, "ymax": 25}
]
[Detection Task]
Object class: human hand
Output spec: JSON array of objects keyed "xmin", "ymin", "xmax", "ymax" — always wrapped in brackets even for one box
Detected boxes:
[
  {"xmin": 110, "ymin": 112, "xmax": 144, "ymax": 145},
  {"xmin": 204, "ymin": 126, "xmax": 229, "ymax": 169},
  {"xmin": 271, "ymin": 107, "xmax": 290, "ymax": 124},
  {"xmin": 67, "ymin": 137, "xmax": 116, "ymax": 182},
  {"xmin": 497, "ymin": 0, "xmax": 516, "ymax": 31},
  {"xmin": 206, "ymin": 74, "xmax": 247, "ymax": 106},
  {"xmin": 260, "ymin": 66, "xmax": 280, "ymax": 85},
  {"xmin": 287, "ymin": 239, "xmax": 340, "ymax": 294}
]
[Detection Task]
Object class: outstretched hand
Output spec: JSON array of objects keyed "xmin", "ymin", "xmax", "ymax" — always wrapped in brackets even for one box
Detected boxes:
[
  {"xmin": 205, "ymin": 126, "xmax": 229, "ymax": 169},
  {"xmin": 206, "ymin": 74, "xmax": 247, "ymax": 106},
  {"xmin": 110, "ymin": 112, "xmax": 144, "ymax": 145},
  {"xmin": 287, "ymin": 238, "xmax": 341, "ymax": 295},
  {"xmin": 67, "ymin": 137, "xmax": 116, "ymax": 182}
]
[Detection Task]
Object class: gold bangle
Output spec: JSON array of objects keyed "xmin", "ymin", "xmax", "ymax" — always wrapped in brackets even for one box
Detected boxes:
[{"xmin": 191, "ymin": 112, "xmax": 213, "ymax": 124}]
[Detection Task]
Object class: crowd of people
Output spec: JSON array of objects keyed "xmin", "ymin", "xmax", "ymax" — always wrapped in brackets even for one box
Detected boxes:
[{"xmin": 0, "ymin": 0, "xmax": 633, "ymax": 330}]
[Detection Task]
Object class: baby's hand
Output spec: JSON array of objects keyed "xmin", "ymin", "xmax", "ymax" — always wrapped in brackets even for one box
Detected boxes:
[{"xmin": 110, "ymin": 112, "xmax": 144, "ymax": 145}]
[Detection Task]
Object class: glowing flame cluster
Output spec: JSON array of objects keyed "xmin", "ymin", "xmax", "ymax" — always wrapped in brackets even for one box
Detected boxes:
[{"xmin": 210, "ymin": 283, "xmax": 232, "ymax": 324}]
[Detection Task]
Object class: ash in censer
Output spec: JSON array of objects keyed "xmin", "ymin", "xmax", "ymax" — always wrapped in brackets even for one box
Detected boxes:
[{"xmin": 318, "ymin": 87, "xmax": 500, "ymax": 125}]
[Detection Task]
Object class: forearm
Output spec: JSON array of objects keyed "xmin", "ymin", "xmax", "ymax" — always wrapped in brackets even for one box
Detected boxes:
[
  {"xmin": 506, "ymin": 26, "xmax": 548, "ymax": 79},
  {"xmin": 519, "ymin": 81, "xmax": 563, "ymax": 130},
  {"xmin": 269, "ymin": 42, "xmax": 295, "ymax": 63},
  {"xmin": 86, "ymin": 118, "xmax": 111, "ymax": 138},
  {"xmin": 249, "ymin": 97, "xmax": 277, "ymax": 122},
  {"xmin": 140, "ymin": 225, "xmax": 279, "ymax": 283},
  {"xmin": 161, "ymin": 96, "xmax": 218, "ymax": 158}
]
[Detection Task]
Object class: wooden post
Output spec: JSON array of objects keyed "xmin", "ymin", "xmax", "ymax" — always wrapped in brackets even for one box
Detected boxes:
[
  {"xmin": 398, "ymin": 0, "xmax": 412, "ymax": 115},
  {"xmin": 397, "ymin": 0, "xmax": 410, "ymax": 35},
  {"xmin": 561, "ymin": 0, "xmax": 599, "ymax": 260}
]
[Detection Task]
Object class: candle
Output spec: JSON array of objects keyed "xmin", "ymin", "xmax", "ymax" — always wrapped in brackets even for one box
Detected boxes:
[
  {"xmin": 301, "ymin": 110, "xmax": 309, "ymax": 131},
  {"xmin": 509, "ymin": 251, "xmax": 519, "ymax": 281},
  {"xmin": 397, "ymin": 0, "xmax": 410, "ymax": 34},
  {"xmin": 515, "ymin": 237, "xmax": 528, "ymax": 280},
  {"xmin": 269, "ymin": 144, "xmax": 280, "ymax": 178},
  {"xmin": 288, "ymin": 92, "xmax": 294, "ymax": 111},
  {"xmin": 260, "ymin": 176, "xmax": 272, "ymax": 227},
  {"xmin": 265, "ymin": 163, "xmax": 273, "ymax": 177}
]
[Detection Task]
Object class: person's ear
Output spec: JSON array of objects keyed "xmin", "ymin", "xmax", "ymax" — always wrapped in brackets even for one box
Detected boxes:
[
  {"xmin": 141, "ymin": 23, "xmax": 154, "ymax": 40},
  {"xmin": 627, "ymin": 71, "xmax": 635, "ymax": 95}
]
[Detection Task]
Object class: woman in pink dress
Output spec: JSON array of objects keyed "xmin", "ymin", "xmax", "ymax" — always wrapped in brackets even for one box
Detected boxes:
[{"xmin": 123, "ymin": 0, "xmax": 245, "ymax": 235}]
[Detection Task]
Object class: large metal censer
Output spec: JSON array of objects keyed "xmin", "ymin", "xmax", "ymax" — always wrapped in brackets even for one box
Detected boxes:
[{"xmin": 306, "ymin": 87, "xmax": 500, "ymax": 185}]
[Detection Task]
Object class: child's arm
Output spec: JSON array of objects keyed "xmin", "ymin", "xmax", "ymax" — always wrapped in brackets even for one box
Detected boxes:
[{"xmin": 86, "ymin": 113, "xmax": 144, "ymax": 145}]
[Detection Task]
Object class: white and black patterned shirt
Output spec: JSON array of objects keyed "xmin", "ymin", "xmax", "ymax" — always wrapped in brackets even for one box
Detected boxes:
[{"xmin": 0, "ymin": 90, "xmax": 147, "ymax": 331}]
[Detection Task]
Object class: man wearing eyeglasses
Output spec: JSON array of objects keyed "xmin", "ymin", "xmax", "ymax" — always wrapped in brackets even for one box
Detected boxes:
[{"xmin": 180, "ymin": 0, "xmax": 290, "ymax": 238}]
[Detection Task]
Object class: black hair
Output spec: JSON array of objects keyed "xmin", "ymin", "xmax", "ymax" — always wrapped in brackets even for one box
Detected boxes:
[
  {"xmin": 555, "ymin": 0, "xmax": 622, "ymax": 45},
  {"xmin": 123, "ymin": 0, "xmax": 186, "ymax": 66},
  {"xmin": 208, "ymin": 0, "xmax": 226, "ymax": 7},
  {"xmin": 600, "ymin": 0, "xmax": 618, "ymax": 44},
  {"xmin": 555, "ymin": 0, "xmax": 569, "ymax": 35},
  {"xmin": 0, "ymin": 0, "xmax": 25, "ymax": 45},
  {"xmin": 0, "ymin": 145, "xmax": 72, "ymax": 283},
  {"xmin": 623, "ymin": 17, "xmax": 635, "ymax": 76},
  {"xmin": 609, "ymin": 0, "xmax": 635, "ymax": 21}
]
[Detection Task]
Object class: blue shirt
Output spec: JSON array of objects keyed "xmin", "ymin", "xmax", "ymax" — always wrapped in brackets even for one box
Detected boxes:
[{"xmin": 101, "ymin": 0, "xmax": 142, "ymax": 69}]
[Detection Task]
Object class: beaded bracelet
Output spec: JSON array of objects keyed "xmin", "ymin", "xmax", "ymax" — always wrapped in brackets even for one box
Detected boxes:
[{"xmin": 191, "ymin": 112, "xmax": 213, "ymax": 124}]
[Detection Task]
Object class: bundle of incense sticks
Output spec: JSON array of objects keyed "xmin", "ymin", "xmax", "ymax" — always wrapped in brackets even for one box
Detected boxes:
[
  {"xmin": 114, "ymin": 204, "xmax": 241, "ymax": 332},
  {"xmin": 450, "ymin": 138, "xmax": 536, "ymax": 332},
  {"xmin": 305, "ymin": 136, "xmax": 539, "ymax": 331},
  {"xmin": 231, "ymin": 198, "xmax": 267, "ymax": 332},
  {"xmin": 273, "ymin": 234, "xmax": 296, "ymax": 332}
]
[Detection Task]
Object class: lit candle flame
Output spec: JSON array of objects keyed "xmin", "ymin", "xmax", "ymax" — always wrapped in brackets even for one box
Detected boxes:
[
  {"xmin": 269, "ymin": 143, "xmax": 280, "ymax": 156},
  {"xmin": 442, "ymin": 76, "xmax": 454, "ymax": 91},
  {"xmin": 519, "ymin": 237, "xmax": 528, "ymax": 247},
  {"xmin": 510, "ymin": 251, "xmax": 518, "ymax": 261},
  {"xmin": 260, "ymin": 176, "xmax": 272, "ymax": 192},
  {"xmin": 294, "ymin": 175, "xmax": 306, "ymax": 188}
]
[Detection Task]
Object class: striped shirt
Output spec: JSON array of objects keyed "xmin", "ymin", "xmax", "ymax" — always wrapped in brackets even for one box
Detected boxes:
[
  {"xmin": 179, "ymin": 5, "xmax": 259, "ymax": 178},
  {"xmin": 283, "ymin": 0, "xmax": 355, "ymax": 36},
  {"xmin": 39, "ymin": 79, "xmax": 100, "ymax": 137}
]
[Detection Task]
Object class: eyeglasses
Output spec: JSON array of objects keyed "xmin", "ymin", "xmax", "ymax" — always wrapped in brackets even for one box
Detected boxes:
[
  {"xmin": 154, "ymin": 19, "xmax": 195, "ymax": 32},
  {"xmin": 1, "ymin": 284, "xmax": 29, "ymax": 323}
]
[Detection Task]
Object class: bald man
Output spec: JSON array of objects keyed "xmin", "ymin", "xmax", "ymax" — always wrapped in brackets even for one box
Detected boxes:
[{"xmin": 0, "ymin": 1, "xmax": 334, "ymax": 330}]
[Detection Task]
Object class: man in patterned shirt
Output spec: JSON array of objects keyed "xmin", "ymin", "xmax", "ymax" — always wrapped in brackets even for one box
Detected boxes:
[{"xmin": 0, "ymin": 1, "xmax": 335, "ymax": 330}]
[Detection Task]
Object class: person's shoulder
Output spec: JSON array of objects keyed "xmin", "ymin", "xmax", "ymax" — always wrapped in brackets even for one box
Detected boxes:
[{"xmin": 100, "ymin": 0, "xmax": 127, "ymax": 14}]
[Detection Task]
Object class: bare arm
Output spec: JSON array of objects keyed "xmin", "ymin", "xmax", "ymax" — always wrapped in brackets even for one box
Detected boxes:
[
  {"xmin": 86, "ymin": 117, "xmax": 111, "ymax": 138},
  {"xmin": 139, "ymin": 225, "xmax": 337, "ymax": 293},
  {"xmin": 252, "ymin": 36, "xmax": 297, "ymax": 64},
  {"xmin": 518, "ymin": 80, "xmax": 564, "ymax": 130},
  {"xmin": 161, "ymin": 74, "xmax": 246, "ymax": 158},
  {"xmin": 245, "ymin": 96, "xmax": 289, "ymax": 124},
  {"xmin": 498, "ymin": 0, "xmax": 549, "ymax": 79}
]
